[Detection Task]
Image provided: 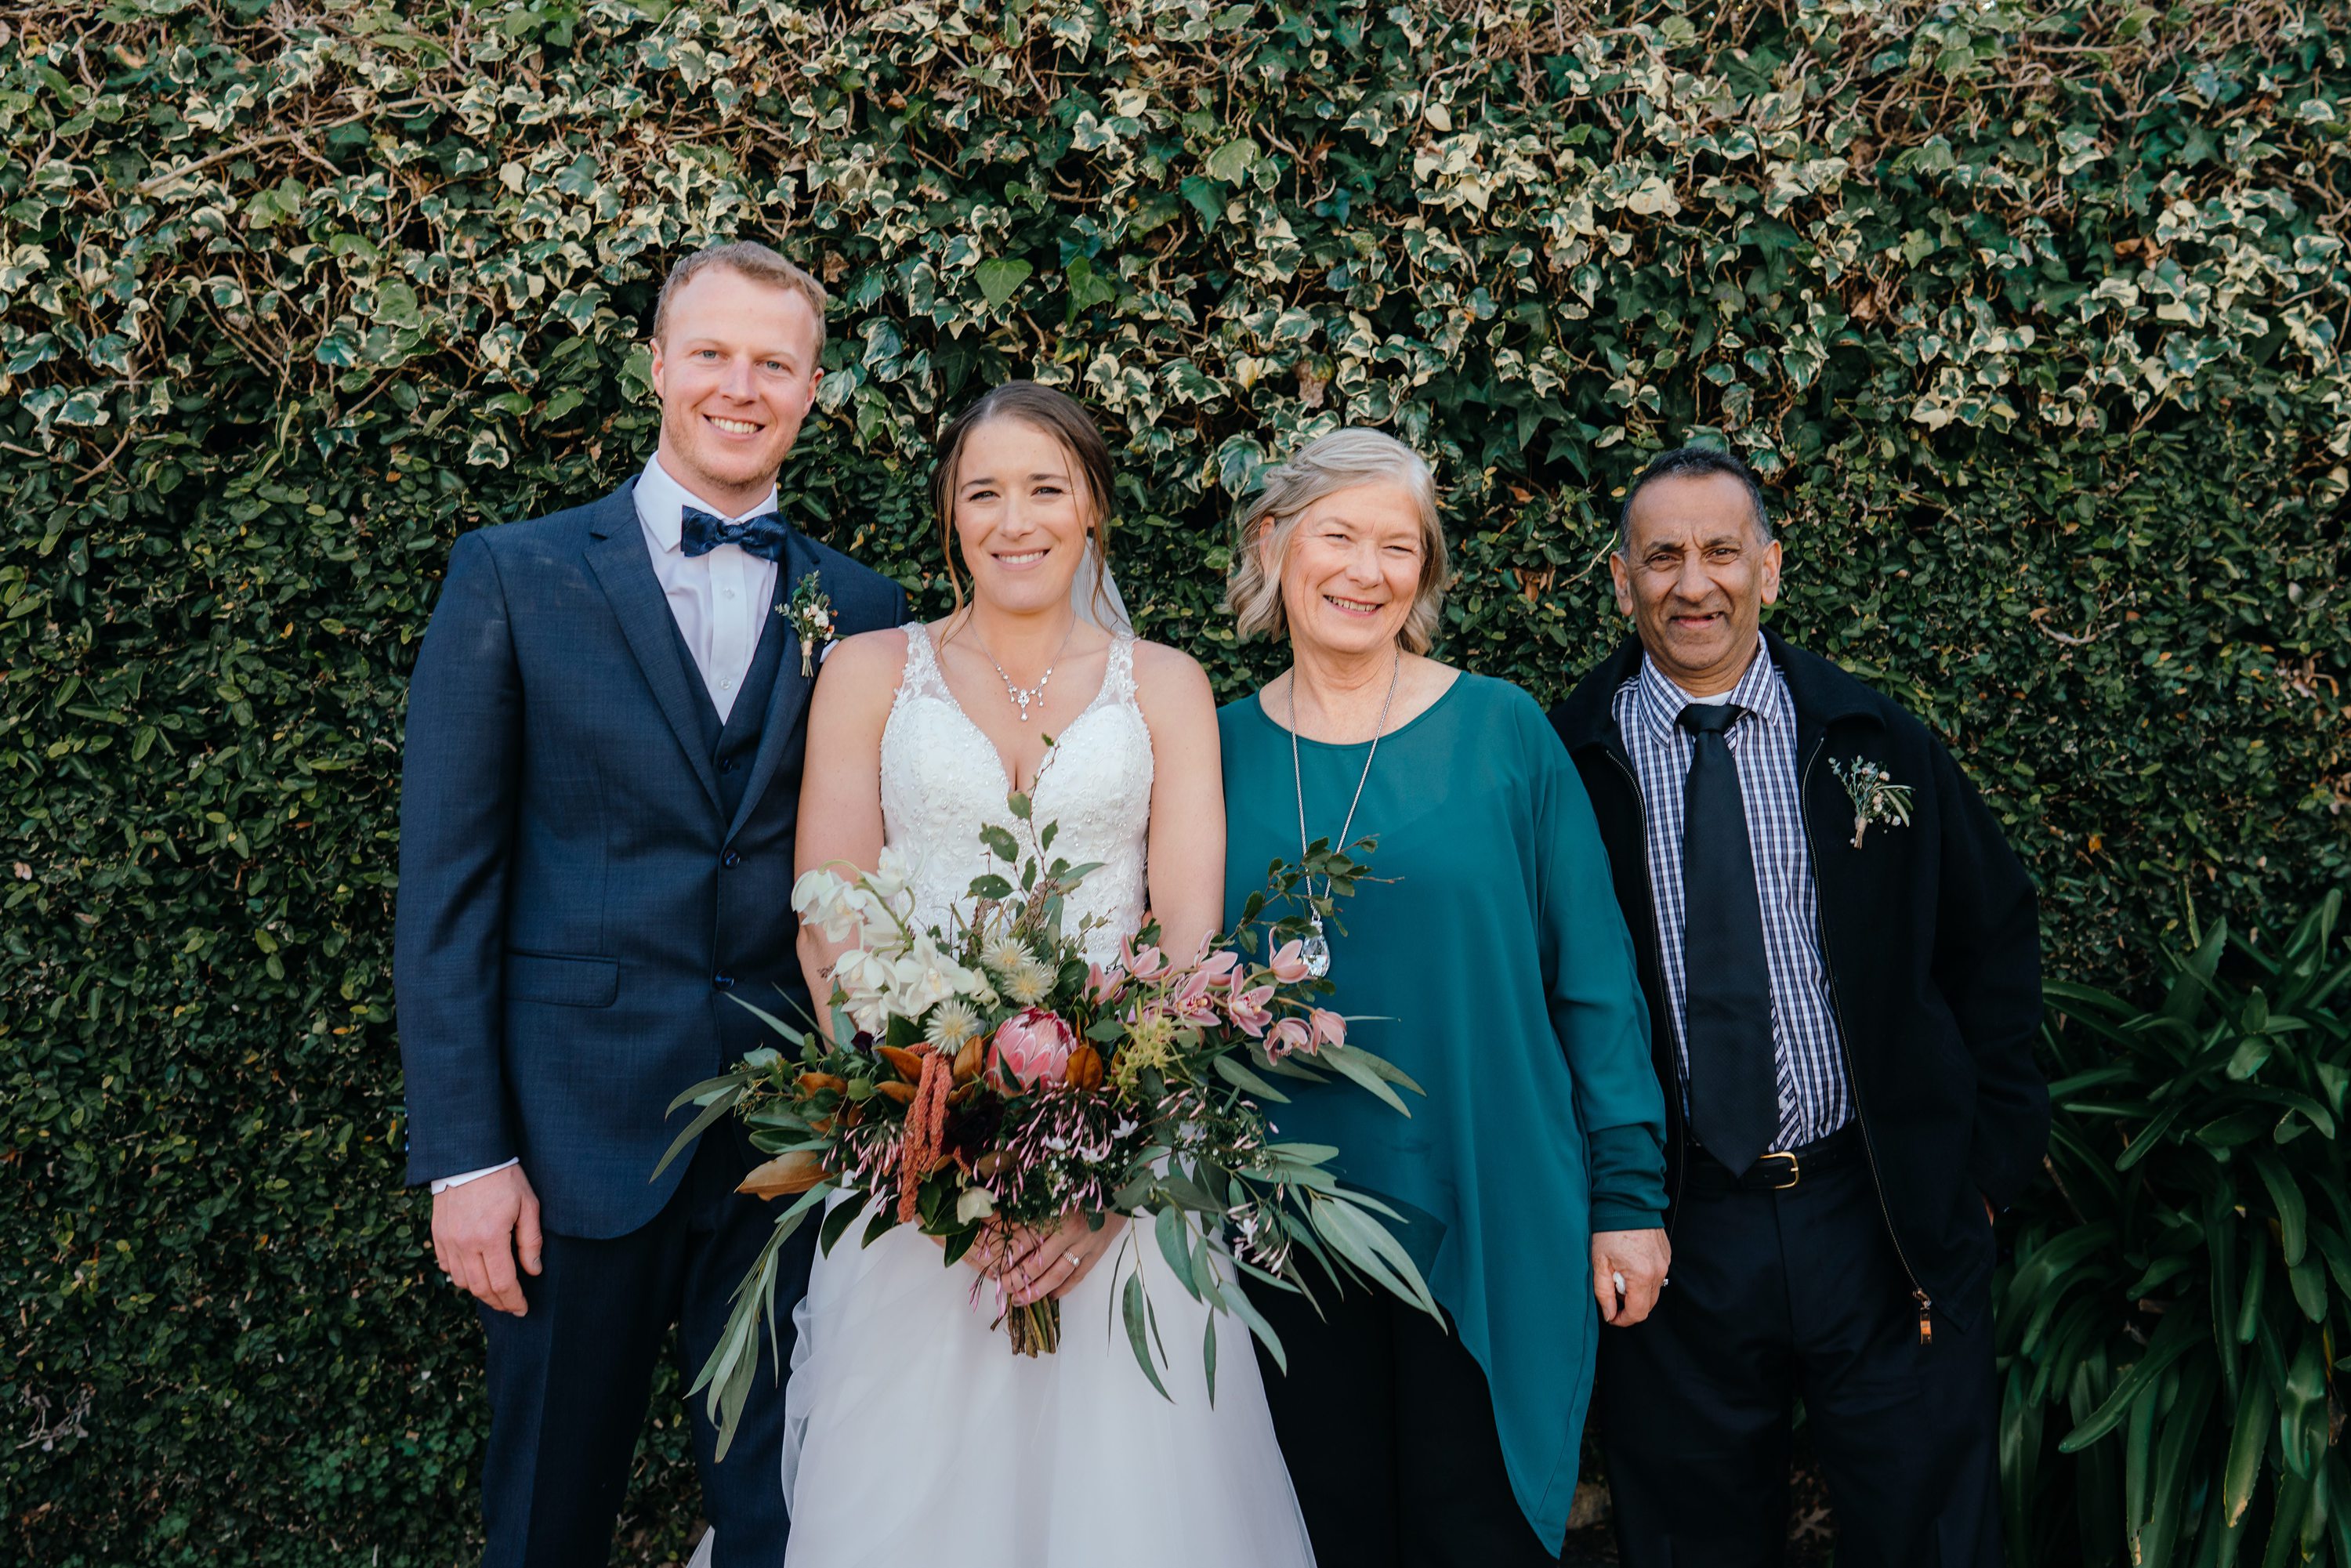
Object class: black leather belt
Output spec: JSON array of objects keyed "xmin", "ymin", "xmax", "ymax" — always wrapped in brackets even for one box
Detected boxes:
[{"xmin": 1681, "ymin": 1122, "xmax": 1864, "ymax": 1192}]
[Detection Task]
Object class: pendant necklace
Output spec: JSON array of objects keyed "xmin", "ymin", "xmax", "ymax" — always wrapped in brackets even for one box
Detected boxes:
[
  {"xmin": 972, "ymin": 617, "xmax": 1077, "ymax": 724},
  {"xmin": 1288, "ymin": 648, "xmax": 1400, "ymax": 981}
]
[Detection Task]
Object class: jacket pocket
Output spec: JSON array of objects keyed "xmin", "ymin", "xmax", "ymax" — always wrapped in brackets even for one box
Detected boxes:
[{"xmin": 504, "ymin": 950, "xmax": 619, "ymax": 1009}]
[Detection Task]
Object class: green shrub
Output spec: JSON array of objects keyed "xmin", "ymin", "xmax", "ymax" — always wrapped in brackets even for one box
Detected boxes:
[
  {"xmin": 3, "ymin": 1, "xmax": 2346, "ymax": 1562},
  {"xmin": 2001, "ymin": 891, "xmax": 2351, "ymax": 1566}
]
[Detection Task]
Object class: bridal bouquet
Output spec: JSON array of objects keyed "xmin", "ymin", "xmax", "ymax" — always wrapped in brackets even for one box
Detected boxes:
[{"xmin": 660, "ymin": 788, "xmax": 1436, "ymax": 1455}]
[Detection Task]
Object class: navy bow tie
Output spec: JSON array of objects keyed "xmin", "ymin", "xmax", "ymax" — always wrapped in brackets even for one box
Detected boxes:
[{"xmin": 679, "ymin": 505, "xmax": 792, "ymax": 563}]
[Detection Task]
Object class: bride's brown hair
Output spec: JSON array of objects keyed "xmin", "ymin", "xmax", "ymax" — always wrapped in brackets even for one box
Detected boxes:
[{"xmin": 928, "ymin": 382, "xmax": 1118, "ymax": 633}]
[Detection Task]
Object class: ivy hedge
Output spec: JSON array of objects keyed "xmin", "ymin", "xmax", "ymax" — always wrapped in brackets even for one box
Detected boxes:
[{"xmin": 4, "ymin": 0, "xmax": 2346, "ymax": 1562}]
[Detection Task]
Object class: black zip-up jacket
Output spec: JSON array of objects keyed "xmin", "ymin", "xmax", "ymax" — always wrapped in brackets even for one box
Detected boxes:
[{"xmin": 1549, "ymin": 631, "xmax": 2049, "ymax": 1331}]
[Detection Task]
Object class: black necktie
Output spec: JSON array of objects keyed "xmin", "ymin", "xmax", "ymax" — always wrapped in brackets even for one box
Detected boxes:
[
  {"xmin": 1677, "ymin": 701, "xmax": 1780, "ymax": 1175},
  {"xmin": 679, "ymin": 506, "xmax": 791, "ymax": 563}
]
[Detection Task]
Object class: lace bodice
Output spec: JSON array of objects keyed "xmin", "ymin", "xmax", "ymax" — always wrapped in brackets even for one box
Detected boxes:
[{"xmin": 879, "ymin": 624, "xmax": 1153, "ymax": 967}]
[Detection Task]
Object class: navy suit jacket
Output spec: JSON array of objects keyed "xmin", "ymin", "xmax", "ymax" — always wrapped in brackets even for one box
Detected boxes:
[{"xmin": 393, "ymin": 479, "xmax": 907, "ymax": 1238}]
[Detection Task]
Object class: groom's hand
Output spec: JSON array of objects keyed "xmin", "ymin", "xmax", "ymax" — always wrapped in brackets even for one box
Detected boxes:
[
  {"xmin": 1592, "ymin": 1227, "xmax": 1672, "ymax": 1328},
  {"xmin": 433, "ymin": 1164, "xmax": 545, "ymax": 1316}
]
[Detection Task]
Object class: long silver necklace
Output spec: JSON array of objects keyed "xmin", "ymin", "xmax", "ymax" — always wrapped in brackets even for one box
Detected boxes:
[
  {"xmin": 970, "ymin": 617, "xmax": 1076, "ymax": 724},
  {"xmin": 1288, "ymin": 649, "xmax": 1400, "ymax": 980}
]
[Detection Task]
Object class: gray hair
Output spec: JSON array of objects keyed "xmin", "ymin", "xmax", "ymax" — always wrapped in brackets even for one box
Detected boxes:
[
  {"xmin": 1616, "ymin": 445, "xmax": 1773, "ymax": 555},
  {"xmin": 1225, "ymin": 429, "xmax": 1450, "ymax": 655},
  {"xmin": 653, "ymin": 240, "xmax": 830, "ymax": 360}
]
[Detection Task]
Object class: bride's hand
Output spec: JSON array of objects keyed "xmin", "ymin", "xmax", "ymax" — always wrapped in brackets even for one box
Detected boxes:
[
  {"xmin": 1002, "ymin": 1211, "xmax": 1128, "ymax": 1306},
  {"xmin": 950, "ymin": 1221, "xmax": 1036, "ymax": 1281}
]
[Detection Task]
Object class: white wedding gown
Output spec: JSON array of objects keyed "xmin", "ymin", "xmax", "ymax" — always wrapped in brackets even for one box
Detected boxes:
[{"xmin": 694, "ymin": 624, "xmax": 1313, "ymax": 1568}]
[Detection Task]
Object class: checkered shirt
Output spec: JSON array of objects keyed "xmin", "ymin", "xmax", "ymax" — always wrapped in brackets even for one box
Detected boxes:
[{"xmin": 1612, "ymin": 643, "xmax": 1853, "ymax": 1150}]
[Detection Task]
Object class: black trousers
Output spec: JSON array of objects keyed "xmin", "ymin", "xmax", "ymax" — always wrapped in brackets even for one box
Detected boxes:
[
  {"xmin": 1598, "ymin": 1153, "xmax": 2000, "ymax": 1568},
  {"xmin": 1254, "ymin": 1282, "xmax": 1559, "ymax": 1567},
  {"xmin": 476, "ymin": 1124, "xmax": 817, "ymax": 1568}
]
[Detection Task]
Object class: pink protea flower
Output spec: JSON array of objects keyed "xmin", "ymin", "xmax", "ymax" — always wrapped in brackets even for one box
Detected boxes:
[
  {"xmin": 1309, "ymin": 1008, "xmax": 1349, "ymax": 1050},
  {"xmin": 989, "ymin": 1007, "xmax": 1075, "ymax": 1091},
  {"xmin": 1267, "ymin": 939, "xmax": 1312, "ymax": 985},
  {"xmin": 1266, "ymin": 1017, "xmax": 1314, "ymax": 1059},
  {"xmin": 1226, "ymin": 983, "xmax": 1275, "ymax": 1038}
]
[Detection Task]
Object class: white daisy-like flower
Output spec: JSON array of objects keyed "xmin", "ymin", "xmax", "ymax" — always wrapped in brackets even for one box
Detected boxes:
[
  {"xmin": 924, "ymin": 998, "xmax": 983, "ymax": 1051},
  {"xmin": 1002, "ymin": 956, "xmax": 1056, "ymax": 1007},
  {"xmin": 981, "ymin": 936, "xmax": 1033, "ymax": 976}
]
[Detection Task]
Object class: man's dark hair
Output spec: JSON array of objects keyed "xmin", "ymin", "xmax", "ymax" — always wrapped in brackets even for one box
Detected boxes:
[{"xmin": 1615, "ymin": 445, "xmax": 1773, "ymax": 555}]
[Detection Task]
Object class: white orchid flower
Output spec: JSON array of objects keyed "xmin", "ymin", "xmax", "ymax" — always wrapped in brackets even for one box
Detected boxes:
[
  {"xmin": 791, "ymin": 868, "xmax": 860, "ymax": 943},
  {"xmin": 867, "ymin": 843, "xmax": 916, "ymax": 901},
  {"xmin": 832, "ymin": 947, "xmax": 898, "ymax": 1005},
  {"xmin": 889, "ymin": 932, "xmax": 985, "ymax": 1017}
]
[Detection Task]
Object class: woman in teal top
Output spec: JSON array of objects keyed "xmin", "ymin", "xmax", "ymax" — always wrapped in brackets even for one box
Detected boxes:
[{"xmin": 1219, "ymin": 429, "xmax": 1670, "ymax": 1565}]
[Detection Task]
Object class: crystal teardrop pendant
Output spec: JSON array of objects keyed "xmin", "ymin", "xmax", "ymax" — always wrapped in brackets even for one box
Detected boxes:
[{"xmin": 1299, "ymin": 913, "xmax": 1331, "ymax": 980}]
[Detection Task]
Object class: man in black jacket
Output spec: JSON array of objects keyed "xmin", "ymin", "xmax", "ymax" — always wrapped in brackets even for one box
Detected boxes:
[{"xmin": 1549, "ymin": 447, "xmax": 2047, "ymax": 1567}]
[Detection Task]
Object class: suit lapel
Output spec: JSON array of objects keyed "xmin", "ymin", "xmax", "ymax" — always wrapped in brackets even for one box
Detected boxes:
[
  {"xmin": 584, "ymin": 482, "xmax": 724, "ymax": 813},
  {"xmin": 723, "ymin": 531, "xmax": 821, "ymax": 846}
]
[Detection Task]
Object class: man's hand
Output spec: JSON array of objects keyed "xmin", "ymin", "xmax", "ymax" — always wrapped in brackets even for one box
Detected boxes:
[
  {"xmin": 432, "ymin": 1164, "xmax": 544, "ymax": 1316},
  {"xmin": 1592, "ymin": 1227, "xmax": 1672, "ymax": 1327}
]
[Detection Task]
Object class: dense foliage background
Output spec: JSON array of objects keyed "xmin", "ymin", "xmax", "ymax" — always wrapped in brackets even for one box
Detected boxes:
[{"xmin": 4, "ymin": 0, "xmax": 2346, "ymax": 1562}]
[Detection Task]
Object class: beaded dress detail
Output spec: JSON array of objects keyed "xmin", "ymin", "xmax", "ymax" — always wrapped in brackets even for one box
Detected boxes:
[{"xmin": 878, "ymin": 621, "xmax": 1150, "ymax": 965}]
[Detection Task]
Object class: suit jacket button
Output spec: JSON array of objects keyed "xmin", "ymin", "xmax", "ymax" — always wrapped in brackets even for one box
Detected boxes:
[
  {"xmin": 713, "ymin": 974, "xmax": 735, "ymax": 990},
  {"xmin": 723, "ymin": 850, "xmax": 741, "ymax": 868},
  {"xmin": 719, "ymin": 757, "xmax": 737, "ymax": 773}
]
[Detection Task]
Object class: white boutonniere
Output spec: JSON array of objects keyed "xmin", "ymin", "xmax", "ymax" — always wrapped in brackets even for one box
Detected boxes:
[
  {"xmin": 783, "ymin": 574, "xmax": 836, "ymax": 677},
  {"xmin": 1831, "ymin": 757, "xmax": 1914, "ymax": 849}
]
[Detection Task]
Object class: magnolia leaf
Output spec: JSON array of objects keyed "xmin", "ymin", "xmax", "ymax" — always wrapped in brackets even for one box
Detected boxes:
[{"xmin": 737, "ymin": 1150, "xmax": 828, "ymax": 1199}]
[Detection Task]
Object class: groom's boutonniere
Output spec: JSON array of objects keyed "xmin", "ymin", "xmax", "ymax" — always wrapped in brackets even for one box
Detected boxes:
[
  {"xmin": 1830, "ymin": 757, "xmax": 1914, "ymax": 849},
  {"xmin": 782, "ymin": 574, "xmax": 836, "ymax": 677}
]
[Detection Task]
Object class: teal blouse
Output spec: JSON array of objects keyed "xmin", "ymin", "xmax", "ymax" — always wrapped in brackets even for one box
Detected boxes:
[{"xmin": 1220, "ymin": 672, "xmax": 1666, "ymax": 1552}]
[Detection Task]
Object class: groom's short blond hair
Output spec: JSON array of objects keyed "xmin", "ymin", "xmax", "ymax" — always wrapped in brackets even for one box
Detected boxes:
[{"xmin": 653, "ymin": 241, "xmax": 830, "ymax": 359}]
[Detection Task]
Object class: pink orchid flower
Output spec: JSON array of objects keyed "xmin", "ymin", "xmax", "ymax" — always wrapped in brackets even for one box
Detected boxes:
[
  {"xmin": 1267, "ymin": 939, "xmax": 1312, "ymax": 985},
  {"xmin": 1309, "ymin": 1008, "xmax": 1349, "ymax": 1050},
  {"xmin": 1087, "ymin": 961, "xmax": 1128, "ymax": 1006},
  {"xmin": 1226, "ymin": 982, "xmax": 1276, "ymax": 1038},
  {"xmin": 989, "ymin": 1008, "xmax": 1075, "ymax": 1091},
  {"xmin": 1266, "ymin": 1017, "xmax": 1314, "ymax": 1059},
  {"xmin": 1172, "ymin": 969, "xmax": 1222, "ymax": 1027},
  {"xmin": 1197, "ymin": 950, "xmax": 1241, "ymax": 990},
  {"xmin": 1120, "ymin": 936, "xmax": 1168, "ymax": 980}
]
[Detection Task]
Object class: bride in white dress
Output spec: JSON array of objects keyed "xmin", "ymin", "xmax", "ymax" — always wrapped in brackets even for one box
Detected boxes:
[{"xmin": 701, "ymin": 383, "xmax": 1313, "ymax": 1568}]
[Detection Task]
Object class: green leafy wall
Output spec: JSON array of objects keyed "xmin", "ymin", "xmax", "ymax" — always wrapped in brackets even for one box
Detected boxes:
[{"xmin": 4, "ymin": 0, "xmax": 2346, "ymax": 1561}]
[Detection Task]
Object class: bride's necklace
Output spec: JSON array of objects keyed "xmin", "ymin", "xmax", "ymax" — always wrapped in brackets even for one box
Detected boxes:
[
  {"xmin": 969, "ymin": 617, "xmax": 1077, "ymax": 725},
  {"xmin": 1288, "ymin": 649, "xmax": 1400, "ymax": 981}
]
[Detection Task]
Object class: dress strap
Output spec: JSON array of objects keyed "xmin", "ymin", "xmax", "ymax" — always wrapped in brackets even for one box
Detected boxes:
[
  {"xmin": 893, "ymin": 621, "xmax": 951, "ymax": 712},
  {"xmin": 1103, "ymin": 634, "xmax": 1139, "ymax": 708}
]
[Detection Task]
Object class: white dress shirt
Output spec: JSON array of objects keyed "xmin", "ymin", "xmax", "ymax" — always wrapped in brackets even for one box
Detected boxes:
[
  {"xmin": 632, "ymin": 451, "xmax": 782, "ymax": 723},
  {"xmin": 430, "ymin": 454, "xmax": 784, "ymax": 1197}
]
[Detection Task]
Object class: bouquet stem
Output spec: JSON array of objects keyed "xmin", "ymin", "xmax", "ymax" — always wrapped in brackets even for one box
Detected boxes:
[{"xmin": 1005, "ymin": 1297, "xmax": 1061, "ymax": 1356}]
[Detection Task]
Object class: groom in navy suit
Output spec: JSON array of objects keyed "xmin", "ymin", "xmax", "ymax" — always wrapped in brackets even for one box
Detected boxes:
[{"xmin": 395, "ymin": 241, "xmax": 906, "ymax": 1566}]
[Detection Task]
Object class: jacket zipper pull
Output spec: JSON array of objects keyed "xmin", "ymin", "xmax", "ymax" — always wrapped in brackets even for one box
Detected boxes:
[{"xmin": 1914, "ymin": 1290, "xmax": 1933, "ymax": 1345}]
